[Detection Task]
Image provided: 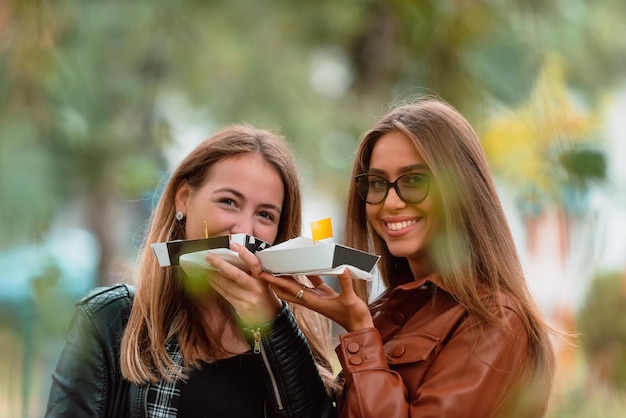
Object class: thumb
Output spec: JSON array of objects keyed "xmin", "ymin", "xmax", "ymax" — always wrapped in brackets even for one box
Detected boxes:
[{"xmin": 337, "ymin": 268, "xmax": 354, "ymax": 291}]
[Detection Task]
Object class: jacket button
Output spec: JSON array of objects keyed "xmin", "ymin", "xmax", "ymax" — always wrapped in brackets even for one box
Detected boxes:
[
  {"xmin": 347, "ymin": 342, "xmax": 360, "ymax": 354},
  {"xmin": 393, "ymin": 312, "xmax": 406, "ymax": 325},
  {"xmin": 349, "ymin": 356, "xmax": 363, "ymax": 365},
  {"xmin": 392, "ymin": 345, "xmax": 405, "ymax": 357}
]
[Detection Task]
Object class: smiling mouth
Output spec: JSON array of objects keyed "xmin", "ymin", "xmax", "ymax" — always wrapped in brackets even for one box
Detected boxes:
[{"xmin": 386, "ymin": 219, "xmax": 418, "ymax": 231}]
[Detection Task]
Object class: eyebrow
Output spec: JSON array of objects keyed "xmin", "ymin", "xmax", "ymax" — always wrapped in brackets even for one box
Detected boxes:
[
  {"xmin": 367, "ymin": 163, "xmax": 429, "ymax": 175},
  {"xmin": 215, "ymin": 187, "xmax": 282, "ymax": 214}
]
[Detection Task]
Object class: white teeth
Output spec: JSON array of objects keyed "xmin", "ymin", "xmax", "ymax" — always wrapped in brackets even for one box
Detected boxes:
[{"xmin": 386, "ymin": 220, "xmax": 417, "ymax": 231}]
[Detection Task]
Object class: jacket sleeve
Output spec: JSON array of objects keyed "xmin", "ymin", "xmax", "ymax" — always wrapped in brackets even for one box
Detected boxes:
[
  {"xmin": 335, "ymin": 307, "xmax": 531, "ymax": 418},
  {"xmin": 45, "ymin": 285, "xmax": 132, "ymax": 418},
  {"xmin": 244, "ymin": 303, "xmax": 336, "ymax": 418}
]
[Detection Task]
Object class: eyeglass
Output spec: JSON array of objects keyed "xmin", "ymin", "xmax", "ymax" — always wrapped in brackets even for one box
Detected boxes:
[{"xmin": 355, "ymin": 172, "xmax": 430, "ymax": 204}]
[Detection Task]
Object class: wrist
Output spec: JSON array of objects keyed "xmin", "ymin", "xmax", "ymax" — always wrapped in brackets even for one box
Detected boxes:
[
  {"xmin": 240, "ymin": 300, "xmax": 287, "ymax": 330},
  {"xmin": 347, "ymin": 316, "xmax": 374, "ymax": 332}
]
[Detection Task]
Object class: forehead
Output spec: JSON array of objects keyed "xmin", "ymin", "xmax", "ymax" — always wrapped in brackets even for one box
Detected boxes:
[
  {"xmin": 204, "ymin": 153, "xmax": 283, "ymax": 189},
  {"xmin": 210, "ymin": 152, "xmax": 276, "ymax": 175},
  {"xmin": 369, "ymin": 131, "xmax": 425, "ymax": 171}
]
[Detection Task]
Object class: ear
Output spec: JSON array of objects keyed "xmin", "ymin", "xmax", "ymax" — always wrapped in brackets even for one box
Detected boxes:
[{"xmin": 175, "ymin": 180, "xmax": 191, "ymax": 213}]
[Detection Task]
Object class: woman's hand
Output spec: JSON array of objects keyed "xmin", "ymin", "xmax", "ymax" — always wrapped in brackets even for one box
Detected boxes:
[
  {"xmin": 204, "ymin": 243, "xmax": 282, "ymax": 326},
  {"xmin": 259, "ymin": 269, "xmax": 374, "ymax": 332}
]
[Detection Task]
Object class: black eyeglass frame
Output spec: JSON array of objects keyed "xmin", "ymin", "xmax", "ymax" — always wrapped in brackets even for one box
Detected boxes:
[{"xmin": 355, "ymin": 172, "xmax": 431, "ymax": 204}]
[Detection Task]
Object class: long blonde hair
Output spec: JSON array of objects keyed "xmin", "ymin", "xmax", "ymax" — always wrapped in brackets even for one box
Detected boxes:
[
  {"xmin": 121, "ymin": 125, "xmax": 336, "ymax": 391},
  {"xmin": 344, "ymin": 97, "xmax": 556, "ymax": 400}
]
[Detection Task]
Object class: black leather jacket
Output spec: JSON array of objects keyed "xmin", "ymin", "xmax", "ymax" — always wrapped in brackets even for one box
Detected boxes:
[{"xmin": 45, "ymin": 284, "xmax": 335, "ymax": 418}]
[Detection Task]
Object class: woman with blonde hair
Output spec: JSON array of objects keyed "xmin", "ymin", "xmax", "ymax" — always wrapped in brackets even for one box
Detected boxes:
[
  {"xmin": 46, "ymin": 125, "xmax": 337, "ymax": 417},
  {"xmin": 264, "ymin": 98, "xmax": 556, "ymax": 417}
]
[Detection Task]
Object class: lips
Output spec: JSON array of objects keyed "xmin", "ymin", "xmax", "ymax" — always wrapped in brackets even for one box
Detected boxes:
[{"xmin": 386, "ymin": 219, "xmax": 418, "ymax": 231}]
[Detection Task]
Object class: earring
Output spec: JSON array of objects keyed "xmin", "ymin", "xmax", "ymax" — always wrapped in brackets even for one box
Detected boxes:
[{"xmin": 175, "ymin": 211, "xmax": 184, "ymax": 221}]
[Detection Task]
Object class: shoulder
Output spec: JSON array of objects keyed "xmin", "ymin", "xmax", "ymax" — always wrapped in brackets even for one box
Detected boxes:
[
  {"xmin": 473, "ymin": 284, "xmax": 524, "ymax": 315},
  {"xmin": 490, "ymin": 291, "xmax": 524, "ymax": 319},
  {"xmin": 475, "ymin": 291, "xmax": 530, "ymax": 344},
  {"xmin": 77, "ymin": 283, "xmax": 136, "ymax": 317}
]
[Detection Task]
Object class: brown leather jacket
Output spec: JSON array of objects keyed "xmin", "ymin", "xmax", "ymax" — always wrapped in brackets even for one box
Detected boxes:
[{"xmin": 335, "ymin": 278, "xmax": 549, "ymax": 418}]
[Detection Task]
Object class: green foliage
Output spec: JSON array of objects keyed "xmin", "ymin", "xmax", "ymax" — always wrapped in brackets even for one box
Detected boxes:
[
  {"xmin": 577, "ymin": 271, "xmax": 626, "ymax": 389},
  {"xmin": 117, "ymin": 155, "xmax": 162, "ymax": 197},
  {"xmin": 559, "ymin": 147, "xmax": 607, "ymax": 185}
]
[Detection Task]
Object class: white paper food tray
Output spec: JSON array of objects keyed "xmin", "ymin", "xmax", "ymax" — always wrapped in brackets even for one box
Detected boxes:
[{"xmin": 256, "ymin": 237, "xmax": 380, "ymax": 280}]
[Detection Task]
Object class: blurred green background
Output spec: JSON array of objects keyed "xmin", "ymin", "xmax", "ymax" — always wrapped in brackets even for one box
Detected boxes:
[{"xmin": 1, "ymin": 0, "xmax": 625, "ymax": 416}]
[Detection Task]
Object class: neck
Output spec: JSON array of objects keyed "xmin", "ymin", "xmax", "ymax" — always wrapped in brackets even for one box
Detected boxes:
[
  {"xmin": 407, "ymin": 252, "xmax": 433, "ymax": 283},
  {"xmin": 192, "ymin": 290, "xmax": 251, "ymax": 359}
]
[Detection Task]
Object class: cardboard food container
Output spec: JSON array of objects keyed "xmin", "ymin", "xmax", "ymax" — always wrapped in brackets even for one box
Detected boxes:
[
  {"xmin": 151, "ymin": 233, "xmax": 270, "ymax": 268},
  {"xmin": 256, "ymin": 237, "xmax": 380, "ymax": 280}
]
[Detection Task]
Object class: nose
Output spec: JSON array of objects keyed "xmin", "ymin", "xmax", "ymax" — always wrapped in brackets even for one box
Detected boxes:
[
  {"xmin": 231, "ymin": 215, "xmax": 254, "ymax": 236},
  {"xmin": 383, "ymin": 185, "xmax": 407, "ymax": 209}
]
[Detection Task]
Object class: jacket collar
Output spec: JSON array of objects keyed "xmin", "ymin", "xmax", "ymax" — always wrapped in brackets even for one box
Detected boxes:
[{"xmin": 391, "ymin": 272, "xmax": 449, "ymax": 293}]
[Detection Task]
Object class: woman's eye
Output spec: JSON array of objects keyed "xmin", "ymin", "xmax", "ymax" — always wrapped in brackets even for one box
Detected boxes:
[
  {"xmin": 219, "ymin": 198, "xmax": 237, "ymax": 207},
  {"xmin": 371, "ymin": 178, "xmax": 387, "ymax": 190},
  {"xmin": 258, "ymin": 211, "xmax": 275, "ymax": 222},
  {"xmin": 405, "ymin": 173, "xmax": 427, "ymax": 185}
]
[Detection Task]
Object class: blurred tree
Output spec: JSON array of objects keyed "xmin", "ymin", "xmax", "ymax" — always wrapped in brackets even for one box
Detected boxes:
[
  {"xmin": 482, "ymin": 56, "xmax": 603, "ymax": 210},
  {"xmin": 1, "ymin": 0, "xmax": 625, "ymax": 287},
  {"xmin": 480, "ymin": 52, "xmax": 608, "ymax": 391},
  {"xmin": 1, "ymin": 0, "xmax": 170, "ymax": 283}
]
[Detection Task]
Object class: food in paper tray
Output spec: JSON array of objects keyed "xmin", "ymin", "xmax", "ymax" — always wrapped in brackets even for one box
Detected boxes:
[
  {"xmin": 152, "ymin": 234, "xmax": 380, "ymax": 281},
  {"xmin": 179, "ymin": 248, "xmax": 248, "ymax": 274},
  {"xmin": 255, "ymin": 237, "xmax": 380, "ymax": 281},
  {"xmin": 150, "ymin": 234, "xmax": 270, "ymax": 274}
]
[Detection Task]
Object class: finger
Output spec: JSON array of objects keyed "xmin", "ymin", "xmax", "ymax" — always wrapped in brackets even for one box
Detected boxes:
[
  {"xmin": 257, "ymin": 271, "xmax": 279, "ymax": 284},
  {"xmin": 205, "ymin": 254, "xmax": 249, "ymax": 295},
  {"xmin": 231, "ymin": 242, "xmax": 264, "ymax": 277},
  {"xmin": 336, "ymin": 268, "xmax": 356, "ymax": 293},
  {"xmin": 306, "ymin": 275, "xmax": 325, "ymax": 287},
  {"xmin": 259, "ymin": 273, "xmax": 304, "ymax": 300},
  {"xmin": 205, "ymin": 252, "xmax": 232, "ymax": 274},
  {"xmin": 294, "ymin": 287, "xmax": 306, "ymax": 301},
  {"xmin": 204, "ymin": 269, "xmax": 232, "ymax": 300},
  {"xmin": 259, "ymin": 272, "xmax": 299, "ymax": 291},
  {"xmin": 207, "ymin": 252, "xmax": 252, "ymax": 282}
]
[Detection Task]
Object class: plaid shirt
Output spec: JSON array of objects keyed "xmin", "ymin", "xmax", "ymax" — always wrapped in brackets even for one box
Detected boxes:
[{"xmin": 145, "ymin": 340, "xmax": 184, "ymax": 418}]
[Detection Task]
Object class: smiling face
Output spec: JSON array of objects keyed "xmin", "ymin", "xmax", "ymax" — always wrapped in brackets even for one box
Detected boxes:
[
  {"xmin": 365, "ymin": 131, "xmax": 438, "ymax": 268},
  {"xmin": 175, "ymin": 152, "xmax": 284, "ymax": 245}
]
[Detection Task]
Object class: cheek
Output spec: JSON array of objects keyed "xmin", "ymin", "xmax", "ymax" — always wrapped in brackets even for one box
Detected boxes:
[
  {"xmin": 422, "ymin": 197, "xmax": 441, "ymax": 241},
  {"xmin": 185, "ymin": 219, "xmax": 208, "ymax": 240},
  {"xmin": 254, "ymin": 224, "xmax": 280, "ymax": 245},
  {"xmin": 187, "ymin": 211, "xmax": 227, "ymax": 240},
  {"xmin": 365, "ymin": 205, "xmax": 384, "ymax": 235}
]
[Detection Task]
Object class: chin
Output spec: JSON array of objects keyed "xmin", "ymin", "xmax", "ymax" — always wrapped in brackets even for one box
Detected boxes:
[{"xmin": 386, "ymin": 244, "xmax": 421, "ymax": 259}]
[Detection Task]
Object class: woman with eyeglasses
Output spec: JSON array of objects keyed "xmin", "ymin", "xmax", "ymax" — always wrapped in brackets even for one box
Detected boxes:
[{"xmin": 262, "ymin": 97, "xmax": 557, "ymax": 417}]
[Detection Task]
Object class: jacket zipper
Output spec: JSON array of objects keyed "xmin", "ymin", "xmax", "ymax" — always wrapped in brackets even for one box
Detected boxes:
[{"xmin": 253, "ymin": 328, "xmax": 284, "ymax": 411}]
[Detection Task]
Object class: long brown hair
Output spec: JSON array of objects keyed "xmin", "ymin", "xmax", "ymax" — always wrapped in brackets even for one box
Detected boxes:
[
  {"xmin": 344, "ymin": 97, "xmax": 555, "ymax": 398},
  {"xmin": 121, "ymin": 125, "xmax": 336, "ymax": 390}
]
